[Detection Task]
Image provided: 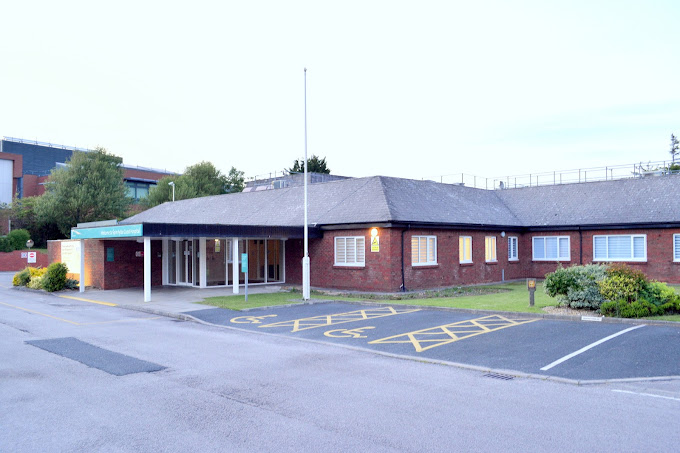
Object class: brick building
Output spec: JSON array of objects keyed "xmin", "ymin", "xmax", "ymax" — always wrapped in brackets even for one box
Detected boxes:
[
  {"xmin": 48, "ymin": 173, "xmax": 680, "ymax": 300},
  {"xmin": 0, "ymin": 137, "xmax": 174, "ymax": 204}
]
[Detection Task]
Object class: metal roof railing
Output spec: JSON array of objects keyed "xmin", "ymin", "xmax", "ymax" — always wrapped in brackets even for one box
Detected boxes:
[
  {"xmin": 2, "ymin": 136, "xmax": 92, "ymax": 153},
  {"xmin": 427, "ymin": 160, "xmax": 680, "ymax": 190}
]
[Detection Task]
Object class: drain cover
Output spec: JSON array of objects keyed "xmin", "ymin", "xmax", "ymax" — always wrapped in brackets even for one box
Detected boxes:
[{"xmin": 483, "ymin": 372, "xmax": 514, "ymax": 381}]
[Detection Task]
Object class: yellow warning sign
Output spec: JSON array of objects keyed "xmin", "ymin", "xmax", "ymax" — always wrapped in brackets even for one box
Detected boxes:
[{"xmin": 371, "ymin": 236, "xmax": 380, "ymax": 252}]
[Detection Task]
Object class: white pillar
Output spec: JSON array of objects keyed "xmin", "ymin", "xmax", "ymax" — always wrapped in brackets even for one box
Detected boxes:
[
  {"xmin": 144, "ymin": 237, "xmax": 151, "ymax": 302},
  {"xmin": 199, "ymin": 237, "xmax": 207, "ymax": 288},
  {"xmin": 162, "ymin": 239, "xmax": 169, "ymax": 285},
  {"xmin": 232, "ymin": 238, "xmax": 239, "ymax": 294},
  {"xmin": 79, "ymin": 239, "xmax": 85, "ymax": 293}
]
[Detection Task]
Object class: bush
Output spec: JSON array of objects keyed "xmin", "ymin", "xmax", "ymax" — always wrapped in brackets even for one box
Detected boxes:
[
  {"xmin": 597, "ymin": 263, "xmax": 648, "ymax": 303},
  {"xmin": 12, "ymin": 268, "xmax": 31, "ymax": 286},
  {"xmin": 600, "ymin": 299, "xmax": 660, "ymax": 318},
  {"xmin": 27, "ymin": 275, "xmax": 45, "ymax": 290},
  {"xmin": 0, "ymin": 237, "xmax": 14, "ymax": 253},
  {"xmin": 7, "ymin": 229, "xmax": 31, "ymax": 251},
  {"xmin": 640, "ymin": 281, "xmax": 677, "ymax": 306},
  {"xmin": 544, "ymin": 264, "xmax": 608, "ymax": 309},
  {"xmin": 43, "ymin": 262, "xmax": 69, "ymax": 292},
  {"xmin": 64, "ymin": 278, "xmax": 80, "ymax": 290}
]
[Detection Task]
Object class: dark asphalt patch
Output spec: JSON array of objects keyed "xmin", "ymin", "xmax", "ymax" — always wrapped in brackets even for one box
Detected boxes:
[{"xmin": 25, "ymin": 337, "xmax": 166, "ymax": 376}]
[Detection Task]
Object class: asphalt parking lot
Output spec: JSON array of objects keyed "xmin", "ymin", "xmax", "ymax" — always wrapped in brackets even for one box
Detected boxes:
[{"xmin": 186, "ymin": 302, "xmax": 680, "ymax": 382}]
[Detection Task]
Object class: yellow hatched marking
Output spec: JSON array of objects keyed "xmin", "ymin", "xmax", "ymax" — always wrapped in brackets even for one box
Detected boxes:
[
  {"xmin": 259, "ymin": 306, "xmax": 420, "ymax": 332},
  {"xmin": 369, "ymin": 315, "xmax": 539, "ymax": 352}
]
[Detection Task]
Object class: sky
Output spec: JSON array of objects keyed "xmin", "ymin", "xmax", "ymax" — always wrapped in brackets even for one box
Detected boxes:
[{"xmin": 1, "ymin": 1, "xmax": 678, "ymax": 184}]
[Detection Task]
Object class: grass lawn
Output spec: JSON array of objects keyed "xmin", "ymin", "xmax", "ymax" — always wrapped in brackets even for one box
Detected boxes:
[{"xmin": 200, "ymin": 281, "xmax": 556, "ymax": 313}]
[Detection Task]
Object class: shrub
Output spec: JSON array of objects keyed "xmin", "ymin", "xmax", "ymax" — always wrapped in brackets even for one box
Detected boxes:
[
  {"xmin": 600, "ymin": 299, "xmax": 659, "ymax": 318},
  {"xmin": 544, "ymin": 264, "xmax": 608, "ymax": 309},
  {"xmin": 27, "ymin": 275, "xmax": 45, "ymax": 290},
  {"xmin": 7, "ymin": 229, "xmax": 31, "ymax": 251},
  {"xmin": 0, "ymin": 237, "xmax": 14, "ymax": 253},
  {"xmin": 64, "ymin": 278, "xmax": 80, "ymax": 290},
  {"xmin": 597, "ymin": 263, "xmax": 648, "ymax": 303},
  {"xmin": 640, "ymin": 281, "xmax": 677, "ymax": 306},
  {"xmin": 29, "ymin": 267, "xmax": 47, "ymax": 278},
  {"xmin": 12, "ymin": 268, "xmax": 31, "ymax": 286},
  {"xmin": 43, "ymin": 262, "xmax": 69, "ymax": 292}
]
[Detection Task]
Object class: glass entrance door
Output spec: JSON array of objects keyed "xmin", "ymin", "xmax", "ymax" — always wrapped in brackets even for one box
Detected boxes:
[{"xmin": 178, "ymin": 240, "xmax": 193, "ymax": 285}]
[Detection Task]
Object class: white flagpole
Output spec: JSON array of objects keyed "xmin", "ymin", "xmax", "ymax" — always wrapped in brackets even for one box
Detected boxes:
[{"xmin": 302, "ymin": 68, "xmax": 310, "ymax": 300}]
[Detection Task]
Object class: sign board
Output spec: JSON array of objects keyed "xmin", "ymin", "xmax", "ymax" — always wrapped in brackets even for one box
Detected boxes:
[
  {"xmin": 21, "ymin": 252, "xmax": 28, "ymax": 258},
  {"xmin": 27, "ymin": 252, "xmax": 36, "ymax": 264},
  {"xmin": 71, "ymin": 224, "xmax": 143, "ymax": 239},
  {"xmin": 135, "ymin": 251, "xmax": 144, "ymax": 258},
  {"xmin": 371, "ymin": 236, "xmax": 380, "ymax": 252},
  {"xmin": 61, "ymin": 241, "xmax": 81, "ymax": 274},
  {"xmin": 527, "ymin": 279, "xmax": 536, "ymax": 289},
  {"xmin": 241, "ymin": 253, "xmax": 248, "ymax": 273}
]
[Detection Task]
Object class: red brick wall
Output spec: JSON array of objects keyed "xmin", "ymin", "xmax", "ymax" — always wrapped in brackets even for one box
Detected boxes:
[
  {"xmin": 48, "ymin": 239, "xmax": 163, "ymax": 289},
  {"xmin": 123, "ymin": 168, "xmax": 173, "ymax": 181},
  {"xmin": 0, "ymin": 250, "xmax": 48, "ymax": 271}
]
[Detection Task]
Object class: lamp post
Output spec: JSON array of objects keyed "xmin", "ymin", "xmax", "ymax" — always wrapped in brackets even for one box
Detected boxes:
[
  {"xmin": 302, "ymin": 68, "xmax": 310, "ymax": 301},
  {"xmin": 168, "ymin": 181, "xmax": 175, "ymax": 202}
]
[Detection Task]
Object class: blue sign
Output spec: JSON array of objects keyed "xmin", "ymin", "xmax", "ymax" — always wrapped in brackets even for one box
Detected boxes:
[
  {"xmin": 71, "ymin": 224, "xmax": 143, "ymax": 239},
  {"xmin": 241, "ymin": 253, "xmax": 248, "ymax": 273}
]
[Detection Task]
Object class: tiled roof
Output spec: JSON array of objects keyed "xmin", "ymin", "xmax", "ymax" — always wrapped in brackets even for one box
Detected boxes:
[{"xmin": 122, "ymin": 174, "xmax": 680, "ymax": 229}]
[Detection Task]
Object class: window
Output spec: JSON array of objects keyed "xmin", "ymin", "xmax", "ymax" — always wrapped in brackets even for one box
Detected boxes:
[
  {"xmin": 125, "ymin": 181, "xmax": 156, "ymax": 202},
  {"xmin": 411, "ymin": 236, "xmax": 437, "ymax": 266},
  {"xmin": 485, "ymin": 237, "xmax": 497, "ymax": 262},
  {"xmin": 675, "ymin": 234, "xmax": 680, "ymax": 262},
  {"xmin": 335, "ymin": 237, "xmax": 365, "ymax": 266},
  {"xmin": 459, "ymin": 236, "xmax": 472, "ymax": 264},
  {"xmin": 532, "ymin": 236, "xmax": 570, "ymax": 261},
  {"xmin": 593, "ymin": 235, "xmax": 646, "ymax": 262},
  {"xmin": 508, "ymin": 236, "xmax": 518, "ymax": 261}
]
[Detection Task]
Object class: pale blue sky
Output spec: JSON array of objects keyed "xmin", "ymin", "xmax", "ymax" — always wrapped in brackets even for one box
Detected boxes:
[{"xmin": 1, "ymin": 1, "xmax": 678, "ymax": 181}]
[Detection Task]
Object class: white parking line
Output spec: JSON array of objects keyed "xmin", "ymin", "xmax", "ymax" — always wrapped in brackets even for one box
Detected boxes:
[
  {"xmin": 612, "ymin": 390, "xmax": 680, "ymax": 402},
  {"xmin": 540, "ymin": 325, "xmax": 645, "ymax": 371}
]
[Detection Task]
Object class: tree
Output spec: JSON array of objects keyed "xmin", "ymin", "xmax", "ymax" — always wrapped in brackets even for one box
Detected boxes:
[
  {"xmin": 143, "ymin": 162, "xmax": 245, "ymax": 208},
  {"xmin": 288, "ymin": 155, "xmax": 331, "ymax": 174},
  {"xmin": 36, "ymin": 148, "xmax": 131, "ymax": 236},
  {"xmin": 670, "ymin": 134, "xmax": 679, "ymax": 164},
  {"xmin": 8, "ymin": 196, "xmax": 64, "ymax": 247}
]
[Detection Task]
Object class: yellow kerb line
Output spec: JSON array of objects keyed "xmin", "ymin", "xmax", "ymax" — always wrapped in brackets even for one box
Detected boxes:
[
  {"xmin": 57, "ymin": 295, "xmax": 117, "ymax": 307},
  {"xmin": 0, "ymin": 301, "xmax": 80, "ymax": 325}
]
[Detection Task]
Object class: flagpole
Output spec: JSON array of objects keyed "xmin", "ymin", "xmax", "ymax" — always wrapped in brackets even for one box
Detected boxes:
[{"xmin": 302, "ymin": 68, "xmax": 310, "ymax": 300}]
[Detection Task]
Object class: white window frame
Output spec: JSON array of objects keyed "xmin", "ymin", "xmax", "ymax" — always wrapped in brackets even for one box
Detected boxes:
[
  {"xmin": 459, "ymin": 236, "xmax": 473, "ymax": 264},
  {"xmin": 592, "ymin": 234, "xmax": 647, "ymax": 262},
  {"xmin": 412, "ymin": 235, "xmax": 437, "ymax": 266},
  {"xmin": 532, "ymin": 236, "xmax": 571, "ymax": 261},
  {"xmin": 508, "ymin": 236, "xmax": 518, "ymax": 261},
  {"xmin": 334, "ymin": 236, "xmax": 365, "ymax": 267},
  {"xmin": 674, "ymin": 234, "xmax": 680, "ymax": 262},
  {"xmin": 485, "ymin": 236, "xmax": 497, "ymax": 262}
]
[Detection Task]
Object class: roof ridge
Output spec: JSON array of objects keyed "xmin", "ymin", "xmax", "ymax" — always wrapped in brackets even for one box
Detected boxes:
[{"xmin": 313, "ymin": 176, "xmax": 381, "ymax": 224}]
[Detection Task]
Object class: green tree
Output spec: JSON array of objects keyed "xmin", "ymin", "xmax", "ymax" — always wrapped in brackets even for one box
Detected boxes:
[
  {"xmin": 288, "ymin": 155, "xmax": 331, "ymax": 174},
  {"xmin": 8, "ymin": 197, "xmax": 64, "ymax": 247},
  {"xmin": 670, "ymin": 133, "xmax": 679, "ymax": 164},
  {"xmin": 36, "ymin": 148, "xmax": 131, "ymax": 236},
  {"xmin": 143, "ymin": 162, "xmax": 244, "ymax": 208}
]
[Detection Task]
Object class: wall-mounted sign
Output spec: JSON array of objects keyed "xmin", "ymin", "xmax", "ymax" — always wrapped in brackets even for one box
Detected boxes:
[
  {"xmin": 27, "ymin": 252, "xmax": 36, "ymax": 264},
  {"xmin": 21, "ymin": 252, "xmax": 28, "ymax": 258},
  {"xmin": 71, "ymin": 224, "xmax": 143, "ymax": 239},
  {"xmin": 135, "ymin": 251, "xmax": 144, "ymax": 258},
  {"xmin": 371, "ymin": 236, "xmax": 380, "ymax": 252}
]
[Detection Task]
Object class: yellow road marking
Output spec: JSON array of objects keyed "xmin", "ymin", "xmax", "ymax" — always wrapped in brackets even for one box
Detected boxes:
[
  {"xmin": 230, "ymin": 314, "xmax": 278, "ymax": 324},
  {"xmin": 369, "ymin": 315, "xmax": 540, "ymax": 352},
  {"xmin": 324, "ymin": 326, "xmax": 375, "ymax": 338},
  {"xmin": 57, "ymin": 295, "xmax": 117, "ymax": 307},
  {"xmin": 0, "ymin": 301, "xmax": 80, "ymax": 325},
  {"xmin": 80, "ymin": 317, "xmax": 161, "ymax": 326},
  {"xmin": 0, "ymin": 301, "xmax": 159, "ymax": 326},
  {"xmin": 259, "ymin": 306, "xmax": 420, "ymax": 332}
]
